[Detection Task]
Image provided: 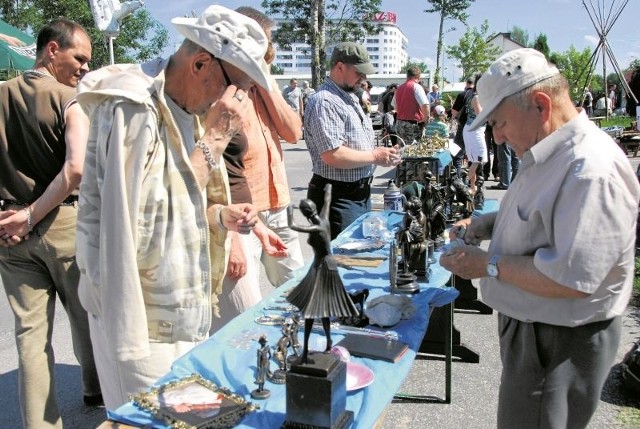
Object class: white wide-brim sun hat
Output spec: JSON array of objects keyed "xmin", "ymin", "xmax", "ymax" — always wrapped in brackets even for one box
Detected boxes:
[{"xmin": 172, "ymin": 5, "xmax": 272, "ymax": 91}]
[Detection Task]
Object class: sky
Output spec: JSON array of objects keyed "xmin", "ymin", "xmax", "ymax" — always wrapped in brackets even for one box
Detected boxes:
[{"xmin": 141, "ymin": 0, "xmax": 639, "ymax": 81}]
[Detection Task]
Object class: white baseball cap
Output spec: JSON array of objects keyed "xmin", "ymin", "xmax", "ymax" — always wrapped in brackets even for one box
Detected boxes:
[
  {"xmin": 469, "ymin": 48, "xmax": 559, "ymax": 131},
  {"xmin": 434, "ymin": 105, "xmax": 446, "ymax": 116},
  {"xmin": 172, "ymin": 5, "xmax": 272, "ymax": 90}
]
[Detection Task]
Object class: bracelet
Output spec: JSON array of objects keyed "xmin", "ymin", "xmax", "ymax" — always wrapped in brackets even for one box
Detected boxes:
[
  {"xmin": 24, "ymin": 207, "xmax": 33, "ymax": 232},
  {"xmin": 195, "ymin": 140, "xmax": 220, "ymax": 171},
  {"xmin": 214, "ymin": 205, "xmax": 227, "ymax": 230}
]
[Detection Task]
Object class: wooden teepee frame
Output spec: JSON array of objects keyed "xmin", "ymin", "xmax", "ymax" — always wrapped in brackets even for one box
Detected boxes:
[{"xmin": 577, "ymin": 0, "xmax": 638, "ymax": 118}]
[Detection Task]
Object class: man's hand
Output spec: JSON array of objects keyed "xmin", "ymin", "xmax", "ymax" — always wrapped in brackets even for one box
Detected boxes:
[
  {"xmin": 439, "ymin": 245, "xmax": 489, "ymax": 280},
  {"xmin": 220, "ymin": 203, "xmax": 258, "ymax": 234},
  {"xmin": 372, "ymin": 146, "xmax": 402, "ymax": 167},
  {"xmin": 0, "ymin": 209, "xmax": 29, "ymax": 247},
  {"xmin": 200, "ymin": 86, "xmax": 252, "ymax": 156}
]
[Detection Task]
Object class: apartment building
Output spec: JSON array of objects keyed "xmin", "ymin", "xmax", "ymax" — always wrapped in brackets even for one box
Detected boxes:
[{"xmin": 273, "ymin": 11, "xmax": 409, "ymax": 75}]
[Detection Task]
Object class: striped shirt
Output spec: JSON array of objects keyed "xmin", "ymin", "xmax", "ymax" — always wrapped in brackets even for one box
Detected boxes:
[
  {"xmin": 304, "ymin": 77, "xmax": 375, "ymax": 182},
  {"xmin": 425, "ymin": 120, "xmax": 450, "ymax": 139}
]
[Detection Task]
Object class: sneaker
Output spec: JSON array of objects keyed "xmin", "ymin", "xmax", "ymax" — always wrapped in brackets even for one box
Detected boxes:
[{"xmin": 83, "ymin": 393, "xmax": 104, "ymax": 407}]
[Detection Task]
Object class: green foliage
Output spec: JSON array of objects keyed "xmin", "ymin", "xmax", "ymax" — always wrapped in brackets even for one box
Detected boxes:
[
  {"xmin": 509, "ymin": 26, "xmax": 529, "ymax": 47},
  {"xmin": 424, "ymin": 0, "xmax": 475, "ymax": 87},
  {"xmin": 400, "ymin": 61, "xmax": 429, "ymax": 74},
  {"xmin": 262, "ymin": 0, "xmax": 382, "ymax": 88},
  {"xmin": 549, "ymin": 45, "xmax": 596, "ymax": 102},
  {"xmin": 532, "ymin": 33, "xmax": 550, "ymax": 58},
  {"xmin": 1, "ymin": 0, "xmax": 168, "ymax": 68},
  {"xmin": 445, "ymin": 19, "xmax": 501, "ymax": 80},
  {"xmin": 270, "ymin": 63, "xmax": 284, "ymax": 75}
]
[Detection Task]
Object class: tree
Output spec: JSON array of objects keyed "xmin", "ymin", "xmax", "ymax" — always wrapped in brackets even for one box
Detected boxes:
[
  {"xmin": 445, "ymin": 20, "xmax": 500, "ymax": 81},
  {"xmin": 400, "ymin": 60, "xmax": 429, "ymax": 74},
  {"xmin": 262, "ymin": 0, "xmax": 382, "ymax": 89},
  {"xmin": 509, "ymin": 25, "xmax": 529, "ymax": 47},
  {"xmin": 271, "ymin": 64, "xmax": 285, "ymax": 75},
  {"xmin": 424, "ymin": 0, "xmax": 474, "ymax": 88},
  {"xmin": 549, "ymin": 45, "xmax": 595, "ymax": 102},
  {"xmin": 626, "ymin": 61, "xmax": 640, "ymax": 116},
  {"xmin": 1, "ymin": 0, "xmax": 168, "ymax": 68},
  {"xmin": 532, "ymin": 33, "xmax": 550, "ymax": 58}
]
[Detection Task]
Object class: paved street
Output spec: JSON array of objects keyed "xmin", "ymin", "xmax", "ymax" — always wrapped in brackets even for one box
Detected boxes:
[{"xmin": 0, "ymin": 138, "xmax": 638, "ymax": 428}]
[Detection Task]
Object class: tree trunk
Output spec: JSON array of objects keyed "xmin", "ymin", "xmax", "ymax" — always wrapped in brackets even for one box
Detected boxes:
[{"xmin": 435, "ymin": 10, "xmax": 445, "ymax": 87}]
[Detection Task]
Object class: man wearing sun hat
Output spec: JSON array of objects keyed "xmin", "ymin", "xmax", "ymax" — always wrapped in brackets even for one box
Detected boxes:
[
  {"xmin": 440, "ymin": 48, "xmax": 640, "ymax": 428},
  {"xmin": 304, "ymin": 41, "xmax": 401, "ymax": 239},
  {"xmin": 75, "ymin": 5, "xmax": 274, "ymax": 409}
]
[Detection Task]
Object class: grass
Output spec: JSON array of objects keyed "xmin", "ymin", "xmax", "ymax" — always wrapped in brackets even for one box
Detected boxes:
[{"xmin": 601, "ymin": 116, "xmax": 635, "ymax": 129}]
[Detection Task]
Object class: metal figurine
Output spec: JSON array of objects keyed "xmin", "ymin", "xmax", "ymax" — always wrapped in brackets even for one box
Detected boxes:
[
  {"xmin": 271, "ymin": 324, "xmax": 292, "ymax": 384},
  {"xmin": 251, "ymin": 335, "xmax": 272, "ymax": 399},
  {"xmin": 400, "ymin": 196, "xmax": 427, "ymax": 274},
  {"xmin": 286, "ymin": 184, "xmax": 359, "ymax": 364},
  {"xmin": 473, "ymin": 175, "xmax": 485, "ymax": 210},
  {"xmin": 288, "ymin": 313, "xmax": 301, "ymax": 357}
]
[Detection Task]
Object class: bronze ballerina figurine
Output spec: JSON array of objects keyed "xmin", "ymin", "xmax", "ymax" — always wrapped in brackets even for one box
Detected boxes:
[{"xmin": 286, "ymin": 184, "xmax": 359, "ymax": 364}]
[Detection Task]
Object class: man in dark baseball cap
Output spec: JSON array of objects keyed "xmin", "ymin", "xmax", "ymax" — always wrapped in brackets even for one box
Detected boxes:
[
  {"xmin": 330, "ymin": 41, "xmax": 376, "ymax": 75},
  {"xmin": 303, "ymin": 41, "xmax": 399, "ymax": 239}
]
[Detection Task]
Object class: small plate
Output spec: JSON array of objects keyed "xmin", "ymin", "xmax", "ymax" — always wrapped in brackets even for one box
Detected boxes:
[
  {"xmin": 335, "ymin": 239, "xmax": 385, "ymax": 252},
  {"xmin": 346, "ymin": 362, "xmax": 375, "ymax": 392},
  {"xmin": 254, "ymin": 315, "xmax": 286, "ymax": 326}
]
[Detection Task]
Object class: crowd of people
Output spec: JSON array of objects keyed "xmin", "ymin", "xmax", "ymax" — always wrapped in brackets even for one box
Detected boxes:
[{"xmin": 0, "ymin": 7, "xmax": 638, "ymax": 429}]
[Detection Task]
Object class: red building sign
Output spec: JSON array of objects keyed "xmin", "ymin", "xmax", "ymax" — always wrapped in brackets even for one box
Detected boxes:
[{"xmin": 369, "ymin": 12, "xmax": 397, "ymax": 24}]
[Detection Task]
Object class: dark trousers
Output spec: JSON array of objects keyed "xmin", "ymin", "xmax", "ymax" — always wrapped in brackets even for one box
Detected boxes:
[
  {"xmin": 497, "ymin": 314, "xmax": 620, "ymax": 429},
  {"xmin": 307, "ymin": 176, "xmax": 371, "ymax": 239}
]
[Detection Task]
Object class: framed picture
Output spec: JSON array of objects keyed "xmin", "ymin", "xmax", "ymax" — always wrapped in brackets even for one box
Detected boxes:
[{"xmin": 133, "ymin": 374, "xmax": 257, "ymax": 429}]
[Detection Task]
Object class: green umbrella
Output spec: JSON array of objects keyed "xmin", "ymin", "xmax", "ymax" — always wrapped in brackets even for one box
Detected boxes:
[{"xmin": 0, "ymin": 18, "xmax": 35, "ymax": 71}]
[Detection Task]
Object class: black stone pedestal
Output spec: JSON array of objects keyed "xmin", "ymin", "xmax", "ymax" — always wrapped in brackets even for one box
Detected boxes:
[
  {"xmin": 452, "ymin": 275, "xmax": 493, "ymax": 314},
  {"xmin": 420, "ymin": 304, "xmax": 480, "ymax": 363},
  {"xmin": 282, "ymin": 353, "xmax": 353, "ymax": 429}
]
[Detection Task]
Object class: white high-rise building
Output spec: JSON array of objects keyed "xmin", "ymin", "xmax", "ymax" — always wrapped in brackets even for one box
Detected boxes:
[{"xmin": 273, "ymin": 11, "xmax": 408, "ymax": 75}]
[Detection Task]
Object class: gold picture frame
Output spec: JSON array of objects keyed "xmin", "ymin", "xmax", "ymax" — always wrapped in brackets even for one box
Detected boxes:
[{"xmin": 132, "ymin": 374, "xmax": 258, "ymax": 429}]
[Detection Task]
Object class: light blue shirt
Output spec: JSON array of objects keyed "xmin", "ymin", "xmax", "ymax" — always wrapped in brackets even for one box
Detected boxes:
[{"xmin": 304, "ymin": 77, "xmax": 375, "ymax": 182}]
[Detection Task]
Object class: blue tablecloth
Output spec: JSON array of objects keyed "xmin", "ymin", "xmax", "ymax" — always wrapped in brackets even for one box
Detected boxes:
[{"xmin": 107, "ymin": 211, "xmax": 459, "ymax": 428}]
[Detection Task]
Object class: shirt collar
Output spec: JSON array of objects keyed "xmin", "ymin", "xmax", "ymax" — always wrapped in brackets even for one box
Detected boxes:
[{"xmin": 524, "ymin": 112, "xmax": 589, "ymax": 166}]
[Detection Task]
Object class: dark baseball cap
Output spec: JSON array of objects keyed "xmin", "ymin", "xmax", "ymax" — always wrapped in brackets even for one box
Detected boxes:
[{"xmin": 331, "ymin": 42, "xmax": 376, "ymax": 75}]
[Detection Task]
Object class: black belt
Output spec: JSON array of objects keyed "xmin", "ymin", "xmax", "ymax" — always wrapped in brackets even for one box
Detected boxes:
[
  {"xmin": 0, "ymin": 195, "xmax": 78, "ymax": 208},
  {"xmin": 311, "ymin": 174, "xmax": 373, "ymax": 186},
  {"xmin": 397, "ymin": 119, "xmax": 420, "ymax": 124}
]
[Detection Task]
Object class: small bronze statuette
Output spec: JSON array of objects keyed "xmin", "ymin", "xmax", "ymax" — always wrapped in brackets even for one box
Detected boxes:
[
  {"xmin": 251, "ymin": 335, "xmax": 272, "ymax": 399},
  {"xmin": 286, "ymin": 184, "xmax": 359, "ymax": 365}
]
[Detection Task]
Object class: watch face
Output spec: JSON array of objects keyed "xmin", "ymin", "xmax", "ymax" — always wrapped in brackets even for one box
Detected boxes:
[{"xmin": 487, "ymin": 264, "xmax": 499, "ymax": 278}]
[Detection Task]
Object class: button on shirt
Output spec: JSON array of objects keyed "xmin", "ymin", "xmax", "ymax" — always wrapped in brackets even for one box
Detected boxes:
[{"xmin": 304, "ymin": 77, "xmax": 375, "ymax": 182}]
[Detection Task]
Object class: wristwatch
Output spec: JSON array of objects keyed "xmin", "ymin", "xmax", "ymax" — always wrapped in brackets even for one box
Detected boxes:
[{"xmin": 487, "ymin": 254, "xmax": 500, "ymax": 279}]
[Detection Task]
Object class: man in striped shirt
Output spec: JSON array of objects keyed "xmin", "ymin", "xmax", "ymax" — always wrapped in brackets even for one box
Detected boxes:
[{"xmin": 304, "ymin": 42, "xmax": 401, "ymax": 238}]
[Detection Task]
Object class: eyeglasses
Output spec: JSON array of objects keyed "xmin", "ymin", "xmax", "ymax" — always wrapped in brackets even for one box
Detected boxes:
[{"xmin": 215, "ymin": 57, "xmax": 232, "ymax": 87}]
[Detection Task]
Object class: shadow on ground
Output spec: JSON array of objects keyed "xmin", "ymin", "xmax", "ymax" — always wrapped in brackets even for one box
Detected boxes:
[{"xmin": 0, "ymin": 364, "xmax": 107, "ymax": 428}]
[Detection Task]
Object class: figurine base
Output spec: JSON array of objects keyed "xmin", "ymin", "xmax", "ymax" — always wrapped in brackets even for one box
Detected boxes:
[
  {"xmin": 285, "ymin": 353, "xmax": 349, "ymax": 428},
  {"xmin": 282, "ymin": 410, "xmax": 354, "ymax": 429},
  {"xmin": 270, "ymin": 369, "xmax": 287, "ymax": 384},
  {"xmin": 394, "ymin": 272, "xmax": 420, "ymax": 294},
  {"xmin": 250, "ymin": 388, "xmax": 271, "ymax": 399},
  {"xmin": 289, "ymin": 351, "xmax": 339, "ymax": 377}
]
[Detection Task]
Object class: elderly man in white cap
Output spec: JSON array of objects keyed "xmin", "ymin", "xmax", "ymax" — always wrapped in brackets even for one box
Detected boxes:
[
  {"xmin": 440, "ymin": 48, "xmax": 640, "ymax": 428},
  {"xmin": 75, "ymin": 5, "xmax": 273, "ymax": 409}
]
